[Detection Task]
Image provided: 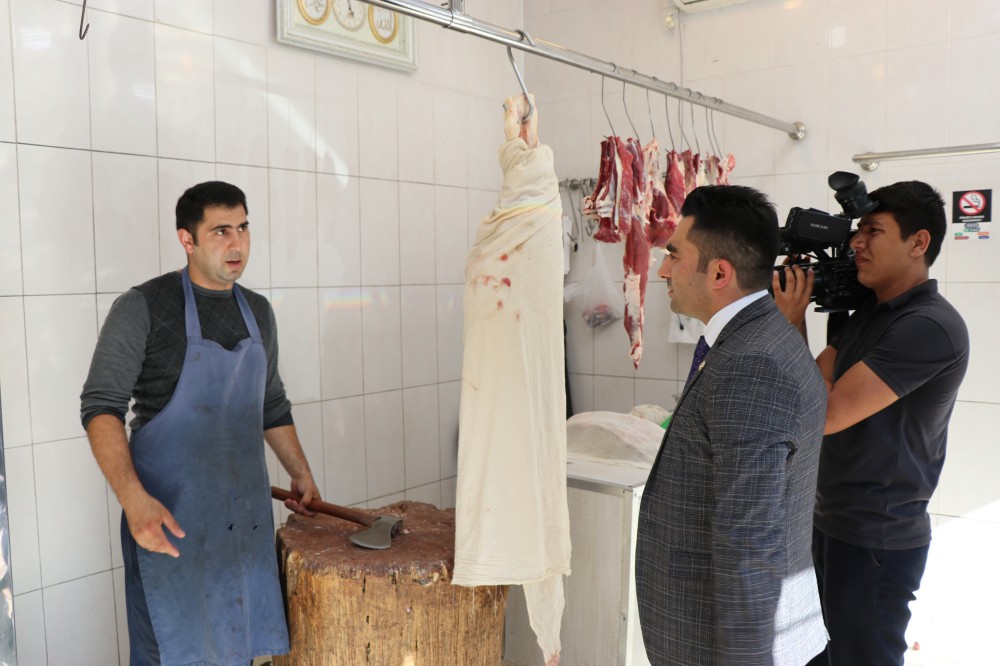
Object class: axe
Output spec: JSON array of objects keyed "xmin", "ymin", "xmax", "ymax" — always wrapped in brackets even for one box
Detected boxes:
[{"xmin": 271, "ymin": 486, "xmax": 403, "ymax": 550}]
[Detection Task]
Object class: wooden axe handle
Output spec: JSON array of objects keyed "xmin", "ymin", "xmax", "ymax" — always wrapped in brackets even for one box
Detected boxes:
[{"xmin": 271, "ymin": 486, "xmax": 374, "ymax": 528}]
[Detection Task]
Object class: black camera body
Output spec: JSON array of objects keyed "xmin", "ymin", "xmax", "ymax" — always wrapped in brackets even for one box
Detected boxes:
[{"xmin": 774, "ymin": 172, "xmax": 878, "ymax": 312}]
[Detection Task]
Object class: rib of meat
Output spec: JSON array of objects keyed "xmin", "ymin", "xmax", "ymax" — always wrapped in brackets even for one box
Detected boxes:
[
  {"xmin": 583, "ymin": 137, "xmax": 626, "ymax": 242},
  {"xmin": 622, "ymin": 205, "xmax": 650, "ymax": 367},
  {"xmin": 681, "ymin": 150, "xmax": 698, "ymax": 194},
  {"xmin": 717, "ymin": 152, "xmax": 736, "ymax": 185},
  {"xmin": 644, "ymin": 139, "xmax": 675, "ymax": 249},
  {"xmin": 704, "ymin": 154, "xmax": 719, "ymax": 186}
]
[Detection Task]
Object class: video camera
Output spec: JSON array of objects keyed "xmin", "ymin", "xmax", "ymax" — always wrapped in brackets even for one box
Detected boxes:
[{"xmin": 773, "ymin": 171, "xmax": 878, "ymax": 312}]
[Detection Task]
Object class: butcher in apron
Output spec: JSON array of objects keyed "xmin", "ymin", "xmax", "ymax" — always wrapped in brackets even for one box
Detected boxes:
[{"xmin": 81, "ymin": 181, "xmax": 319, "ymax": 665}]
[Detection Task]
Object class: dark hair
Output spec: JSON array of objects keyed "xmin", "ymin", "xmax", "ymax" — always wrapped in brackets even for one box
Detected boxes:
[
  {"xmin": 680, "ymin": 185, "xmax": 780, "ymax": 292},
  {"xmin": 175, "ymin": 181, "xmax": 248, "ymax": 239},
  {"xmin": 868, "ymin": 181, "xmax": 946, "ymax": 266}
]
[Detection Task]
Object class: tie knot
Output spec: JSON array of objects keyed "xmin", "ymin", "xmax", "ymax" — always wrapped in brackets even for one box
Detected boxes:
[{"xmin": 684, "ymin": 336, "xmax": 710, "ymax": 390}]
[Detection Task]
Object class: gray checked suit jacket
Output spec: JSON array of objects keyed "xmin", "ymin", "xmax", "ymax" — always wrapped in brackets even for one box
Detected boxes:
[{"xmin": 636, "ymin": 296, "xmax": 828, "ymax": 666}]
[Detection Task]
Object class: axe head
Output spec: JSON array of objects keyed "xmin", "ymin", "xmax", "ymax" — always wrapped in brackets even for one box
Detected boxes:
[{"xmin": 349, "ymin": 515, "xmax": 403, "ymax": 550}]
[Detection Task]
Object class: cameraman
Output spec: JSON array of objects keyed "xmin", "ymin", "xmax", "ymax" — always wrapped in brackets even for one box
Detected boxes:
[{"xmin": 774, "ymin": 180, "xmax": 969, "ymax": 666}]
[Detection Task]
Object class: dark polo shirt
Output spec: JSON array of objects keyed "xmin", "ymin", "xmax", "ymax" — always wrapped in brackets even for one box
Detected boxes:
[{"xmin": 815, "ymin": 279, "xmax": 969, "ymax": 550}]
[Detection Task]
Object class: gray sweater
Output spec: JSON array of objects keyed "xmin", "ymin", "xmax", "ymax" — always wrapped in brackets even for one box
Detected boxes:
[{"xmin": 80, "ymin": 271, "xmax": 293, "ymax": 432}]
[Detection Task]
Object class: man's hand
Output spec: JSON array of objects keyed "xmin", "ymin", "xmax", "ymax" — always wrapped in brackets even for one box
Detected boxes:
[
  {"xmin": 772, "ymin": 264, "xmax": 814, "ymax": 330},
  {"xmin": 283, "ymin": 474, "xmax": 320, "ymax": 516},
  {"xmin": 123, "ymin": 492, "xmax": 185, "ymax": 558}
]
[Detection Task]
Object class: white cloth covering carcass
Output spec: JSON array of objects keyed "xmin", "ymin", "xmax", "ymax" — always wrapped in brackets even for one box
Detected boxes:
[{"xmin": 454, "ymin": 96, "xmax": 571, "ymax": 666}]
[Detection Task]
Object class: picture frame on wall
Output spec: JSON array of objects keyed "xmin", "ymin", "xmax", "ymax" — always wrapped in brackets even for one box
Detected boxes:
[{"xmin": 276, "ymin": 0, "xmax": 417, "ymax": 72}]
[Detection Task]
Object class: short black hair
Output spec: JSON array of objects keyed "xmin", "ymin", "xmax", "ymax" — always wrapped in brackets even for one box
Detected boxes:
[
  {"xmin": 680, "ymin": 185, "xmax": 780, "ymax": 292},
  {"xmin": 867, "ymin": 180, "xmax": 946, "ymax": 266},
  {"xmin": 175, "ymin": 181, "xmax": 248, "ymax": 239}
]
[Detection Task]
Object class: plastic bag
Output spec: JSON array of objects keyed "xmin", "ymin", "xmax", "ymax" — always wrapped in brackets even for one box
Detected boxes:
[{"xmin": 564, "ymin": 245, "xmax": 623, "ymax": 328}]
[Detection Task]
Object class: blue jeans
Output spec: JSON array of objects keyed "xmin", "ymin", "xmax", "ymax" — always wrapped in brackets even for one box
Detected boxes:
[{"xmin": 807, "ymin": 528, "xmax": 929, "ymax": 666}]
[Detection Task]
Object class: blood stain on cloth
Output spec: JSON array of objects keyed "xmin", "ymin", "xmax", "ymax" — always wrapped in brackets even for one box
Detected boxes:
[
  {"xmin": 501, "ymin": 278, "xmax": 511, "ymax": 287},
  {"xmin": 497, "ymin": 301, "xmax": 504, "ymax": 309}
]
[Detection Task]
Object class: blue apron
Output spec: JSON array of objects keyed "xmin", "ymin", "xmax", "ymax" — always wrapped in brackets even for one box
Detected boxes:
[{"xmin": 122, "ymin": 268, "xmax": 289, "ymax": 666}]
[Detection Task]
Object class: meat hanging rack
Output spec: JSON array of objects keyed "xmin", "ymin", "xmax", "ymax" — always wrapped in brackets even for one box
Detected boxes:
[
  {"xmin": 853, "ymin": 142, "xmax": 1000, "ymax": 171},
  {"xmin": 365, "ymin": 0, "xmax": 807, "ymax": 140}
]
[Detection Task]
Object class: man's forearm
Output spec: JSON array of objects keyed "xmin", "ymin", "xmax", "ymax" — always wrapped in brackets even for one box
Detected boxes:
[
  {"xmin": 86, "ymin": 413, "xmax": 147, "ymax": 507},
  {"xmin": 264, "ymin": 425, "xmax": 313, "ymax": 481}
]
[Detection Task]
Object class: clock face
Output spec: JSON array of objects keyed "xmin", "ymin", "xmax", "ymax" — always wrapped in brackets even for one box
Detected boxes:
[
  {"xmin": 333, "ymin": 0, "xmax": 367, "ymax": 31},
  {"xmin": 368, "ymin": 6, "xmax": 399, "ymax": 44},
  {"xmin": 296, "ymin": 0, "xmax": 332, "ymax": 26}
]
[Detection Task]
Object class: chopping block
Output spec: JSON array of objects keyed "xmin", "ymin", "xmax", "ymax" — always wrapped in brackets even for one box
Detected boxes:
[{"xmin": 273, "ymin": 501, "xmax": 508, "ymax": 666}]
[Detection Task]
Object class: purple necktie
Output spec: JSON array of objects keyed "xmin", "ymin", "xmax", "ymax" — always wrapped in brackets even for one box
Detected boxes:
[{"xmin": 684, "ymin": 336, "xmax": 710, "ymax": 390}]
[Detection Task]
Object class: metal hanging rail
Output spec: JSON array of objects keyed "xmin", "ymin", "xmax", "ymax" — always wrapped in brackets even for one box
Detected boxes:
[
  {"xmin": 365, "ymin": 0, "xmax": 807, "ymax": 140},
  {"xmin": 853, "ymin": 142, "xmax": 1000, "ymax": 171}
]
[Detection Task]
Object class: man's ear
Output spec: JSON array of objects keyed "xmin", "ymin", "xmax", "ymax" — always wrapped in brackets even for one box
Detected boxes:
[
  {"xmin": 177, "ymin": 228, "xmax": 196, "ymax": 256},
  {"xmin": 709, "ymin": 258, "xmax": 737, "ymax": 291},
  {"xmin": 910, "ymin": 229, "xmax": 931, "ymax": 258}
]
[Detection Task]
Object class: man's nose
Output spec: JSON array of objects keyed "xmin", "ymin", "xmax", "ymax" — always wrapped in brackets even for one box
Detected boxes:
[{"xmin": 657, "ymin": 257, "xmax": 669, "ymax": 279}]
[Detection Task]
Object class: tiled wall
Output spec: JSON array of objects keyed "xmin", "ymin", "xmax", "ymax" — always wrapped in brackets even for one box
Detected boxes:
[
  {"xmin": 526, "ymin": 0, "xmax": 1000, "ymax": 662},
  {"xmin": 0, "ymin": 0, "xmax": 523, "ymax": 663}
]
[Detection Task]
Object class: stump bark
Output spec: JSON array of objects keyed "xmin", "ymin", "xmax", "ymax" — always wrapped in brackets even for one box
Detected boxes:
[{"xmin": 274, "ymin": 501, "xmax": 508, "ymax": 665}]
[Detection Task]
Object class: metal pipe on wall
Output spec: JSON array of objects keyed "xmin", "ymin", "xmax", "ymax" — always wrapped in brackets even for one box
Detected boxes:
[
  {"xmin": 853, "ymin": 142, "xmax": 1000, "ymax": 171},
  {"xmin": 366, "ymin": 0, "xmax": 807, "ymax": 140}
]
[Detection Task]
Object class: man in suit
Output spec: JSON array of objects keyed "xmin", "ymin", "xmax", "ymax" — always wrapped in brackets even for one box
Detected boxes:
[{"xmin": 636, "ymin": 185, "xmax": 828, "ymax": 666}]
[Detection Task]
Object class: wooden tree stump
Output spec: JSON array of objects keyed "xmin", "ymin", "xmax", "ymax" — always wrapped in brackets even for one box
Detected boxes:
[{"xmin": 273, "ymin": 501, "xmax": 508, "ymax": 666}]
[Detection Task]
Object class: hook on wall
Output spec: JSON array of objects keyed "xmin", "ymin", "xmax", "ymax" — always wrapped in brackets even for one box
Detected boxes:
[{"xmin": 79, "ymin": 0, "xmax": 90, "ymax": 40}]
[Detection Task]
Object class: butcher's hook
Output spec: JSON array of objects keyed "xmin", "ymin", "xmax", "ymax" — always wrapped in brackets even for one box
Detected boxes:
[
  {"xmin": 506, "ymin": 29, "xmax": 535, "ymax": 123},
  {"xmin": 601, "ymin": 75, "xmax": 617, "ymax": 137},
  {"xmin": 706, "ymin": 106, "xmax": 721, "ymax": 157},
  {"xmin": 622, "ymin": 80, "xmax": 640, "ymax": 142},
  {"xmin": 79, "ymin": 0, "xmax": 90, "ymax": 40},
  {"xmin": 646, "ymin": 87, "xmax": 657, "ymax": 143},
  {"xmin": 664, "ymin": 94, "xmax": 676, "ymax": 151},
  {"xmin": 709, "ymin": 101, "xmax": 725, "ymax": 157},
  {"xmin": 690, "ymin": 94, "xmax": 702, "ymax": 155},
  {"xmin": 677, "ymin": 88, "xmax": 691, "ymax": 152}
]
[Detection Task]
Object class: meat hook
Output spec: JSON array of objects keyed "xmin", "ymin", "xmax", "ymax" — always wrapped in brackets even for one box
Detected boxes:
[
  {"xmin": 600, "ymin": 74, "xmax": 617, "ymax": 137},
  {"xmin": 79, "ymin": 0, "xmax": 90, "ymax": 40},
  {"xmin": 646, "ymin": 86, "xmax": 657, "ymax": 144},
  {"xmin": 505, "ymin": 29, "xmax": 535, "ymax": 123},
  {"xmin": 664, "ymin": 94, "xmax": 676, "ymax": 151},
  {"xmin": 622, "ymin": 80, "xmax": 640, "ymax": 142}
]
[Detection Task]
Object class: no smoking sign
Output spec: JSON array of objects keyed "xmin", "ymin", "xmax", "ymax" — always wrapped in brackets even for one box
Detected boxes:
[{"xmin": 952, "ymin": 189, "xmax": 992, "ymax": 224}]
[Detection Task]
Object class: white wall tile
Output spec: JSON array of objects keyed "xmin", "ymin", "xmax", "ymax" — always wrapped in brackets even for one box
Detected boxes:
[
  {"xmin": 18, "ymin": 145, "xmax": 95, "ymax": 295},
  {"xmin": 317, "ymin": 173, "xmax": 361, "ymax": 287},
  {"xmin": 322, "ymin": 396, "xmax": 367, "ymax": 506},
  {"xmin": 112, "ymin": 566, "xmax": 128, "ymax": 665},
  {"xmin": 215, "ymin": 37, "xmax": 268, "ymax": 168},
  {"xmin": 214, "ymin": 0, "xmax": 271, "ymax": 46},
  {"xmin": 43, "ymin": 572, "xmax": 118, "ymax": 666},
  {"xmin": 636, "ymin": 378, "xmax": 680, "ymax": 413},
  {"xmin": 438, "ymin": 380, "xmax": 460, "ymax": 478},
  {"xmin": 364, "ymin": 390, "xmax": 405, "ymax": 500},
  {"xmin": 86, "ymin": 0, "xmax": 154, "ymax": 20},
  {"xmin": 887, "ymin": 0, "xmax": 951, "ymax": 50},
  {"xmin": 315, "ymin": 57, "xmax": 359, "ymax": 176},
  {"xmin": 466, "ymin": 95, "xmax": 503, "ymax": 191},
  {"xmin": 563, "ymin": 292, "xmax": 595, "ymax": 375},
  {"xmin": 270, "ymin": 287, "xmax": 320, "ymax": 404},
  {"xmin": 773, "ymin": 0, "xmax": 828, "ymax": 67},
  {"xmin": 0, "ymin": 144, "xmax": 21, "ymax": 295},
  {"xmin": 155, "ymin": 24, "xmax": 215, "ymax": 162},
  {"xmin": 594, "ymin": 375, "xmax": 636, "ymax": 414},
  {"xmin": 436, "ymin": 284, "xmax": 464, "ymax": 383},
  {"xmin": 440, "ymin": 475, "xmax": 456, "ymax": 509},
  {"xmin": 35, "ymin": 437, "xmax": 111, "ymax": 586},
  {"xmin": 827, "ymin": 0, "xmax": 886, "ymax": 57},
  {"xmin": 13, "ymin": 590, "xmax": 46, "ymax": 666},
  {"xmin": 406, "ymin": 482, "xmax": 440, "ymax": 506},
  {"xmin": 217, "ymin": 163, "xmax": 271, "ymax": 289},
  {"xmin": 567, "ymin": 373, "xmax": 594, "ymax": 415},
  {"xmin": 24, "ymin": 296, "xmax": 96, "ymax": 443},
  {"xmin": 398, "ymin": 182, "xmax": 436, "ymax": 285},
  {"xmin": 936, "ymin": 401, "xmax": 1000, "ymax": 520},
  {"xmin": 397, "ymin": 81, "xmax": 435, "ymax": 184},
  {"xmin": 886, "ymin": 44, "xmax": 950, "ymax": 151},
  {"xmin": 154, "ymin": 0, "xmax": 212, "ymax": 33},
  {"xmin": 0, "ymin": 0, "xmax": 15, "ymax": 142},
  {"xmin": 319, "ymin": 286, "xmax": 364, "ymax": 400},
  {"xmin": 6, "ymin": 445, "xmax": 40, "ymax": 593},
  {"xmin": 593, "ymin": 315, "xmax": 638, "ymax": 378},
  {"xmin": 541, "ymin": 97, "xmax": 593, "ymax": 183},
  {"xmin": 106, "ymin": 483, "xmax": 123, "ymax": 569},
  {"xmin": 945, "ymin": 158, "xmax": 1000, "ymax": 282},
  {"xmin": 947, "ymin": 283, "xmax": 999, "ymax": 405},
  {"xmin": 358, "ymin": 69, "xmax": 399, "ymax": 180},
  {"xmin": 679, "ymin": 10, "xmax": 724, "ymax": 82},
  {"xmin": 403, "ymin": 385, "xmax": 440, "ymax": 489},
  {"xmin": 773, "ymin": 62, "xmax": 828, "ymax": 175},
  {"xmin": 361, "ymin": 286, "xmax": 402, "ymax": 394},
  {"xmin": 359, "ymin": 178, "xmax": 400, "ymax": 285},
  {"xmin": 827, "ymin": 52, "xmax": 886, "ymax": 172},
  {"xmin": 93, "ymin": 152, "xmax": 158, "ymax": 293},
  {"xmin": 0, "ymin": 297, "xmax": 31, "ymax": 447},
  {"xmin": 401, "ymin": 285, "xmax": 438, "ymax": 388},
  {"xmin": 435, "ymin": 186, "xmax": 469, "ymax": 284},
  {"xmin": 722, "ymin": 70, "xmax": 775, "ymax": 177},
  {"xmin": 10, "ymin": 0, "xmax": 90, "ymax": 149},
  {"xmin": 950, "ymin": 0, "xmax": 1000, "ymax": 39},
  {"xmin": 433, "ymin": 88, "xmax": 468, "ymax": 187},
  {"xmin": 949, "ymin": 33, "xmax": 1000, "ymax": 146},
  {"xmin": 721, "ymin": 1, "xmax": 773, "ymax": 75},
  {"xmin": 157, "ymin": 159, "xmax": 217, "ymax": 273},
  {"xmin": 636, "ymin": 283, "xmax": 678, "ymax": 380},
  {"xmin": 89, "ymin": 11, "xmax": 156, "ymax": 155},
  {"xmin": 269, "ymin": 168, "xmax": 318, "ymax": 287},
  {"xmin": 267, "ymin": 47, "xmax": 316, "ymax": 172}
]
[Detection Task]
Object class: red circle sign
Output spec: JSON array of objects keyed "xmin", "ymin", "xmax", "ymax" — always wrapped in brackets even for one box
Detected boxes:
[{"xmin": 959, "ymin": 191, "xmax": 986, "ymax": 216}]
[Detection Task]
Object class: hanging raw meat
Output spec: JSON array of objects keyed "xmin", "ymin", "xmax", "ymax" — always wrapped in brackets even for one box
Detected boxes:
[
  {"xmin": 717, "ymin": 152, "xmax": 736, "ymax": 184},
  {"xmin": 645, "ymin": 139, "xmax": 675, "ymax": 249}
]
